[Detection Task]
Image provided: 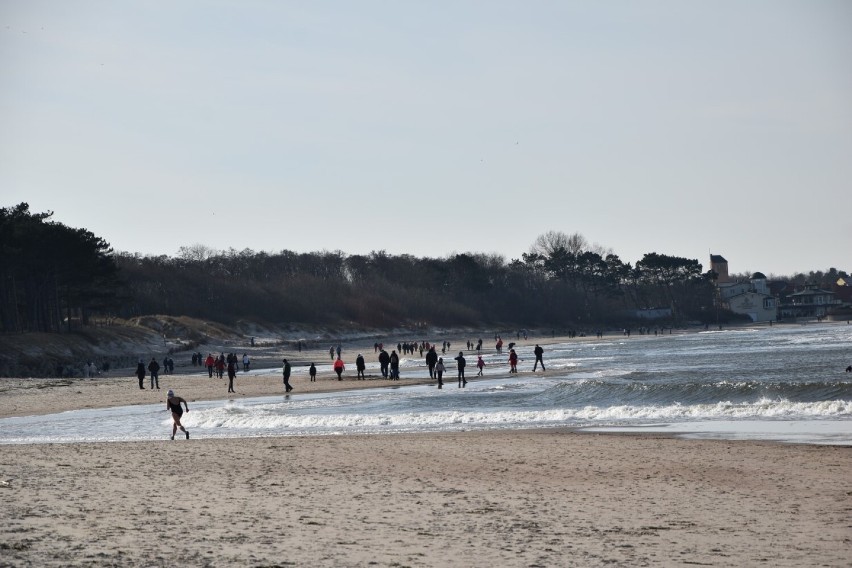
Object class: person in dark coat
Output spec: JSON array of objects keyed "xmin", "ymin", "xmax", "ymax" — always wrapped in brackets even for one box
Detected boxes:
[
  {"xmin": 355, "ymin": 354, "xmax": 366, "ymax": 379},
  {"xmin": 309, "ymin": 363, "xmax": 317, "ymax": 382},
  {"xmin": 533, "ymin": 344, "xmax": 546, "ymax": 371},
  {"xmin": 425, "ymin": 347, "xmax": 438, "ymax": 378},
  {"xmin": 389, "ymin": 350, "xmax": 400, "ymax": 380},
  {"xmin": 135, "ymin": 359, "xmax": 146, "ymax": 389},
  {"xmin": 227, "ymin": 359, "xmax": 237, "ymax": 393},
  {"xmin": 378, "ymin": 349, "xmax": 390, "ymax": 378},
  {"xmin": 148, "ymin": 357, "xmax": 160, "ymax": 389},
  {"xmin": 454, "ymin": 352, "xmax": 466, "ymax": 388},
  {"xmin": 283, "ymin": 359, "xmax": 293, "ymax": 392}
]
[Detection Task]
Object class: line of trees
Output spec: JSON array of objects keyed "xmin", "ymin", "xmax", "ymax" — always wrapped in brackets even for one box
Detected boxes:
[
  {"xmin": 11, "ymin": 202, "xmax": 845, "ymax": 334},
  {"xmin": 113, "ymin": 231, "xmax": 718, "ymax": 329},
  {"xmin": 0, "ymin": 203, "xmax": 121, "ymax": 333}
]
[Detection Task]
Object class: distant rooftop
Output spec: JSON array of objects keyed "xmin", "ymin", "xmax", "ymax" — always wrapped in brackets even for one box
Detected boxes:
[
  {"xmin": 710, "ymin": 254, "xmax": 727, "ymax": 263},
  {"xmin": 751, "ymin": 271, "xmax": 766, "ymax": 279}
]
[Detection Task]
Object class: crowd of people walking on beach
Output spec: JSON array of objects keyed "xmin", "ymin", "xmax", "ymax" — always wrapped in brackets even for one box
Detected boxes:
[
  {"xmin": 134, "ymin": 335, "xmax": 554, "ymax": 395},
  {"xmin": 314, "ymin": 338, "xmax": 550, "ymax": 386},
  {"xmin": 134, "ymin": 332, "xmax": 563, "ymax": 439}
]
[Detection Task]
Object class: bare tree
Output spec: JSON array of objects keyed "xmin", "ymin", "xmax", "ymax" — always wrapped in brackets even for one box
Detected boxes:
[
  {"xmin": 529, "ymin": 231, "xmax": 587, "ymax": 256},
  {"xmin": 177, "ymin": 244, "xmax": 217, "ymax": 262},
  {"xmin": 529, "ymin": 231, "xmax": 613, "ymax": 258}
]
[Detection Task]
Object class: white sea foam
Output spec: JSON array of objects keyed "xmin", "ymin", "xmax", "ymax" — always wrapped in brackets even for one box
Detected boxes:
[{"xmin": 177, "ymin": 398, "xmax": 851, "ymax": 435}]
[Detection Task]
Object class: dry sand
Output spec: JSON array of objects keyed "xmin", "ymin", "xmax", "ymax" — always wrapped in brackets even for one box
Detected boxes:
[
  {"xmin": 1, "ymin": 432, "xmax": 850, "ymax": 567},
  {"xmin": 1, "ymin": 336, "xmax": 851, "ymax": 567}
]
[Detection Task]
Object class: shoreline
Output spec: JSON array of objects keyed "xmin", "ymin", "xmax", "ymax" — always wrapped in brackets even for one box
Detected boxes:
[
  {"xmin": 0, "ymin": 324, "xmax": 822, "ymax": 421},
  {"xmin": 0, "ymin": 332, "xmax": 583, "ymax": 420},
  {"xmin": 3, "ymin": 326, "xmax": 849, "ymax": 448},
  {"xmin": 0, "ymin": 371, "xmax": 438, "ymax": 420}
]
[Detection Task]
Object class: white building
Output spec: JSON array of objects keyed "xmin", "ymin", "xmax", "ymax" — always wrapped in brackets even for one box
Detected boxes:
[{"xmin": 711, "ymin": 255, "xmax": 777, "ymax": 322}]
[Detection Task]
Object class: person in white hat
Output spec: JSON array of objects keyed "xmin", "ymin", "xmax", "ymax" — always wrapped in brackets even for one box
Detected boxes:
[{"xmin": 166, "ymin": 389, "xmax": 190, "ymax": 440}]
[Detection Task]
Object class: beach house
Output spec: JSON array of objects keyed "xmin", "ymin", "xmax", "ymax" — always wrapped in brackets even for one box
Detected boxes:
[{"xmin": 778, "ymin": 285, "xmax": 841, "ymax": 319}]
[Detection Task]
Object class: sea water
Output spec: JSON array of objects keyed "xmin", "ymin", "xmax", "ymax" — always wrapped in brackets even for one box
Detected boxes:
[{"xmin": 1, "ymin": 323, "xmax": 850, "ymax": 445}]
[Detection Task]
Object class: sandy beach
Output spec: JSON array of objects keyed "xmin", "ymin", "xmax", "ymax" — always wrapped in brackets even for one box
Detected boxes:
[
  {"xmin": 0, "ymin": 431, "xmax": 849, "ymax": 567},
  {"xmin": 1, "ymin": 336, "xmax": 851, "ymax": 567}
]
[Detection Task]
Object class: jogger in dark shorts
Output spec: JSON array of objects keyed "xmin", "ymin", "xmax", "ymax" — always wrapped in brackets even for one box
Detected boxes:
[{"xmin": 166, "ymin": 389, "xmax": 189, "ymax": 440}]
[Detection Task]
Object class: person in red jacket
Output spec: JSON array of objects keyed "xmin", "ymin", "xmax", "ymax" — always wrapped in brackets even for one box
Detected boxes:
[
  {"xmin": 333, "ymin": 357, "xmax": 345, "ymax": 380},
  {"xmin": 476, "ymin": 355, "xmax": 485, "ymax": 376},
  {"xmin": 204, "ymin": 353, "xmax": 215, "ymax": 378},
  {"xmin": 508, "ymin": 349, "xmax": 518, "ymax": 373}
]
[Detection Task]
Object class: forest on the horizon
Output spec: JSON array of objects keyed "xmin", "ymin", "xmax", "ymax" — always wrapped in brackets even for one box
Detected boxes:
[{"xmin": 1, "ymin": 203, "xmax": 848, "ymax": 334}]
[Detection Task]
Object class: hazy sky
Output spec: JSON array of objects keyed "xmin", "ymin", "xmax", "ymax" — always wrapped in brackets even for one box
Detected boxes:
[{"xmin": 2, "ymin": 1, "xmax": 850, "ymax": 277}]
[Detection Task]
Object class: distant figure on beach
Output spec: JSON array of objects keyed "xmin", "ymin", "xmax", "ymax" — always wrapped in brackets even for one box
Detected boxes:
[
  {"xmin": 455, "ymin": 352, "xmax": 467, "ymax": 387},
  {"xmin": 215, "ymin": 355, "xmax": 225, "ymax": 379},
  {"xmin": 389, "ymin": 350, "xmax": 400, "ymax": 380},
  {"xmin": 329, "ymin": 346, "xmax": 335, "ymax": 360},
  {"xmin": 533, "ymin": 345, "xmax": 545, "ymax": 371},
  {"xmin": 227, "ymin": 359, "xmax": 236, "ymax": 393},
  {"xmin": 333, "ymin": 357, "xmax": 345, "ymax": 380},
  {"xmin": 135, "ymin": 359, "xmax": 146, "ymax": 389},
  {"xmin": 356, "ymin": 353, "xmax": 366, "ymax": 379},
  {"xmin": 435, "ymin": 357, "xmax": 445, "ymax": 389},
  {"xmin": 476, "ymin": 355, "xmax": 485, "ymax": 376},
  {"xmin": 309, "ymin": 363, "xmax": 317, "ymax": 381},
  {"xmin": 846, "ymin": 365, "xmax": 852, "ymax": 373},
  {"xmin": 283, "ymin": 359, "xmax": 293, "ymax": 392},
  {"xmin": 242, "ymin": 353, "xmax": 250, "ymax": 372},
  {"xmin": 166, "ymin": 389, "xmax": 189, "ymax": 440},
  {"xmin": 508, "ymin": 349, "xmax": 518, "ymax": 373},
  {"xmin": 148, "ymin": 357, "xmax": 160, "ymax": 389},
  {"xmin": 378, "ymin": 349, "xmax": 390, "ymax": 378},
  {"xmin": 425, "ymin": 347, "xmax": 438, "ymax": 378},
  {"xmin": 205, "ymin": 353, "xmax": 215, "ymax": 378}
]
